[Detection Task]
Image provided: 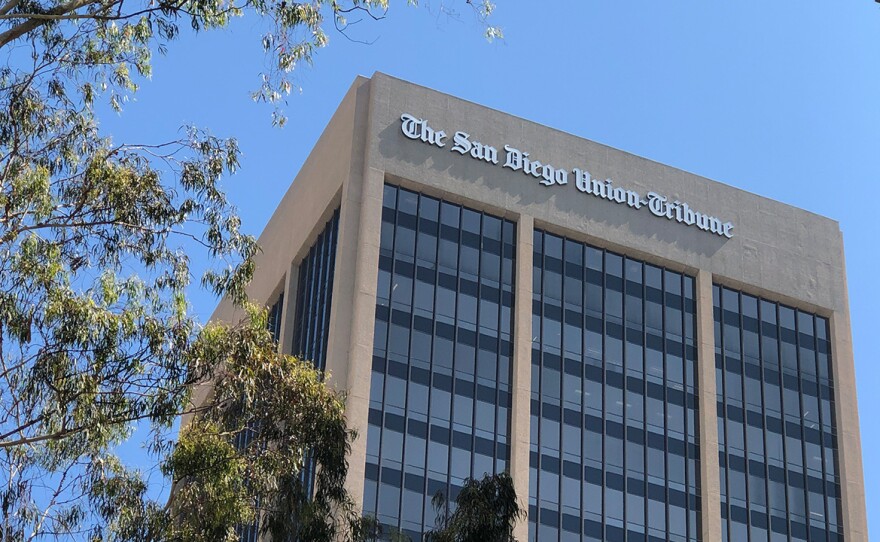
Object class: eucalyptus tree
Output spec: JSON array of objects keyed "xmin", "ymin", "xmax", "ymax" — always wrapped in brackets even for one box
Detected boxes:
[
  {"xmin": 426, "ymin": 472, "xmax": 523, "ymax": 542},
  {"xmin": 0, "ymin": 0, "xmax": 498, "ymax": 540}
]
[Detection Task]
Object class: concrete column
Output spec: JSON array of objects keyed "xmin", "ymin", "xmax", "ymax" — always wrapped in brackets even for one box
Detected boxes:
[
  {"xmin": 327, "ymin": 164, "xmax": 385, "ymax": 506},
  {"xmin": 317, "ymin": 80, "xmax": 379, "ymax": 507},
  {"xmin": 829, "ymin": 307, "xmax": 868, "ymax": 542},
  {"xmin": 510, "ymin": 215, "xmax": 534, "ymax": 541},
  {"xmin": 695, "ymin": 270, "xmax": 722, "ymax": 541}
]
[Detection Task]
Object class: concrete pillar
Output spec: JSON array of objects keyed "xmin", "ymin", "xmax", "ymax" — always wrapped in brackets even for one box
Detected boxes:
[
  {"xmin": 327, "ymin": 166, "xmax": 385, "ymax": 505},
  {"xmin": 829, "ymin": 307, "xmax": 868, "ymax": 541},
  {"xmin": 510, "ymin": 215, "xmax": 534, "ymax": 541},
  {"xmin": 695, "ymin": 270, "xmax": 722, "ymax": 542}
]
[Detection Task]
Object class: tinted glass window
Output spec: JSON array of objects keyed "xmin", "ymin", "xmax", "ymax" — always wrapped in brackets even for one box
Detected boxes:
[
  {"xmin": 293, "ymin": 209, "xmax": 340, "ymax": 371},
  {"xmin": 715, "ymin": 286, "xmax": 841, "ymax": 542},
  {"xmin": 363, "ymin": 186, "xmax": 515, "ymax": 540},
  {"xmin": 529, "ymin": 230, "xmax": 701, "ymax": 542}
]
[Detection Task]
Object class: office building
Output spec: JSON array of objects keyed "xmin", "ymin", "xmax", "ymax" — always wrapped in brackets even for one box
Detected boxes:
[{"xmin": 211, "ymin": 73, "xmax": 866, "ymax": 541}]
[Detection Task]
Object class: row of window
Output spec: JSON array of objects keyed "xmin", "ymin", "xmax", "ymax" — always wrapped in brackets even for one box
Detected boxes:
[
  {"xmin": 292, "ymin": 209, "xmax": 340, "ymax": 371},
  {"xmin": 530, "ymin": 230, "xmax": 702, "ymax": 542},
  {"xmin": 363, "ymin": 185, "xmax": 517, "ymax": 537},
  {"xmin": 274, "ymin": 185, "xmax": 850, "ymax": 542},
  {"xmin": 716, "ymin": 288, "xmax": 832, "ymax": 383},
  {"xmin": 715, "ymin": 286, "xmax": 842, "ymax": 542}
]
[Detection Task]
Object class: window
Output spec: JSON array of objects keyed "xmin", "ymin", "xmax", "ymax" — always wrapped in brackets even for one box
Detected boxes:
[
  {"xmin": 529, "ymin": 230, "xmax": 700, "ymax": 542},
  {"xmin": 363, "ymin": 185, "xmax": 516, "ymax": 539},
  {"xmin": 293, "ymin": 209, "xmax": 340, "ymax": 371},
  {"xmin": 715, "ymin": 286, "xmax": 841, "ymax": 541}
]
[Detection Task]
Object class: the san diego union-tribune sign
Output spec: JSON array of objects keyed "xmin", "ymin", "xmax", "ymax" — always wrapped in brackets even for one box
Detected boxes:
[{"xmin": 400, "ymin": 113, "xmax": 735, "ymax": 239}]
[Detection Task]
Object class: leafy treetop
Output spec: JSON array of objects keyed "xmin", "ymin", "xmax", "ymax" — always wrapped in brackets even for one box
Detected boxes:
[{"xmin": 0, "ymin": 0, "xmax": 499, "ymax": 539}]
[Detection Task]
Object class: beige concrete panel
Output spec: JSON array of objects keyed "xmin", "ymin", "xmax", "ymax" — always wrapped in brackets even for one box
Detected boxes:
[
  {"xmin": 510, "ymin": 215, "xmax": 534, "ymax": 542},
  {"xmin": 324, "ymin": 77, "xmax": 374, "ymax": 391},
  {"xmin": 828, "ymin": 252, "xmax": 868, "ymax": 541},
  {"xmin": 209, "ymin": 76, "xmax": 369, "ymax": 325},
  {"xmin": 314, "ymin": 78, "xmax": 383, "ymax": 506},
  {"xmin": 696, "ymin": 270, "xmax": 722, "ymax": 542},
  {"xmin": 364, "ymin": 72, "xmax": 848, "ymax": 315},
  {"xmin": 334, "ymin": 163, "xmax": 385, "ymax": 508}
]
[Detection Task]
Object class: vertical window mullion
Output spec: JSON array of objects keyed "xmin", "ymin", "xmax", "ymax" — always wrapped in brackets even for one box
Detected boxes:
[
  {"xmin": 580, "ymin": 238, "xmax": 590, "ymax": 539},
  {"xmin": 736, "ymin": 290, "xmax": 753, "ymax": 542},
  {"xmin": 313, "ymin": 229, "xmax": 330, "ymax": 368},
  {"xmin": 642, "ymin": 261, "xmax": 650, "ymax": 542},
  {"xmin": 446, "ymin": 203, "xmax": 461, "ymax": 505},
  {"xmin": 306, "ymin": 236, "xmax": 323, "ymax": 360},
  {"xmin": 378, "ymin": 195, "xmax": 398, "ymax": 528},
  {"xmin": 599, "ymin": 247, "xmax": 608, "ymax": 542},
  {"xmin": 776, "ymin": 303, "xmax": 793, "ymax": 538},
  {"xmin": 469, "ymin": 213, "xmax": 482, "ymax": 481},
  {"xmin": 419, "ymin": 197, "xmax": 441, "ymax": 533},
  {"xmin": 757, "ymin": 296, "xmax": 772, "ymax": 542},
  {"xmin": 536, "ymin": 231, "xmax": 546, "ymax": 527},
  {"xmin": 794, "ymin": 311, "xmax": 812, "ymax": 538},
  {"xmin": 718, "ymin": 286, "xmax": 730, "ymax": 542},
  {"xmin": 813, "ymin": 316, "xmax": 832, "ymax": 538},
  {"xmin": 679, "ymin": 272, "xmax": 692, "ymax": 542},
  {"xmin": 661, "ymin": 268, "xmax": 670, "ymax": 542},
  {"xmin": 300, "ymin": 243, "xmax": 318, "ymax": 358},
  {"xmin": 316, "ymin": 211, "xmax": 338, "ymax": 369},
  {"xmin": 293, "ymin": 245, "xmax": 309, "ymax": 358},
  {"xmin": 393, "ymin": 194, "xmax": 420, "ymax": 531}
]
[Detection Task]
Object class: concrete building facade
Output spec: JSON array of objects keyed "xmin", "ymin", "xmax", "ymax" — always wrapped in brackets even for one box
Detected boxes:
[{"xmin": 211, "ymin": 73, "xmax": 866, "ymax": 542}]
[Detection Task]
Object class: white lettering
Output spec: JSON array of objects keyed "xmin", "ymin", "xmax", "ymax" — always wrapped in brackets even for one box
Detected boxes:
[
  {"xmin": 682, "ymin": 202, "xmax": 696, "ymax": 225},
  {"xmin": 400, "ymin": 113, "xmax": 422, "ymax": 140},
  {"xmin": 696, "ymin": 213, "xmax": 710, "ymax": 231},
  {"xmin": 626, "ymin": 190, "xmax": 641, "ymax": 209},
  {"xmin": 503, "ymin": 145, "xmax": 524, "ymax": 171},
  {"xmin": 399, "ymin": 113, "xmax": 735, "ymax": 238},
  {"xmin": 723, "ymin": 222, "xmax": 734, "ymax": 238},
  {"xmin": 574, "ymin": 168, "xmax": 590, "ymax": 192},
  {"xmin": 554, "ymin": 168, "xmax": 568, "ymax": 185},
  {"xmin": 647, "ymin": 192, "xmax": 667, "ymax": 217},
  {"xmin": 471, "ymin": 142, "xmax": 499, "ymax": 164},
  {"xmin": 452, "ymin": 131, "xmax": 472, "ymax": 155},
  {"xmin": 453, "ymin": 132, "xmax": 498, "ymax": 164},
  {"xmin": 400, "ymin": 114, "xmax": 446, "ymax": 147},
  {"xmin": 527, "ymin": 159, "xmax": 543, "ymax": 178}
]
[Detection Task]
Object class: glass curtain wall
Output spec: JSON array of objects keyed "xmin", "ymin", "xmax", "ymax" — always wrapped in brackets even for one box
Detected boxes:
[
  {"xmin": 363, "ymin": 184, "xmax": 516, "ymax": 539},
  {"xmin": 292, "ymin": 208, "xmax": 341, "ymax": 501},
  {"xmin": 714, "ymin": 286, "xmax": 842, "ymax": 542},
  {"xmin": 529, "ymin": 230, "xmax": 701, "ymax": 542},
  {"xmin": 293, "ymin": 209, "xmax": 340, "ymax": 371},
  {"xmin": 268, "ymin": 294, "xmax": 284, "ymax": 343}
]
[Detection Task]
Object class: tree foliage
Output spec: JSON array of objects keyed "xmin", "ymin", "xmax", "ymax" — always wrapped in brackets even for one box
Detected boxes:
[
  {"xmin": 0, "ymin": 0, "xmax": 499, "ymax": 540},
  {"xmin": 426, "ymin": 472, "xmax": 523, "ymax": 542},
  {"xmin": 162, "ymin": 309, "xmax": 376, "ymax": 542}
]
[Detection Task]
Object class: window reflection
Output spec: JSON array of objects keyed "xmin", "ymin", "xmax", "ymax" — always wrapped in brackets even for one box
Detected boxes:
[
  {"xmin": 530, "ymin": 230, "xmax": 701, "ymax": 542},
  {"xmin": 293, "ymin": 209, "xmax": 339, "ymax": 371},
  {"xmin": 715, "ymin": 286, "xmax": 841, "ymax": 541},
  {"xmin": 363, "ymin": 185, "xmax": 515, "ymax": 539}
]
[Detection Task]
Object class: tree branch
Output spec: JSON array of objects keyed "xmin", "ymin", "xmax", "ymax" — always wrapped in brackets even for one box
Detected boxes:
[
  {"xmin": 0, "ymin": 0, "xmax": 104, "ymax": 49},
  {"xmin": 0, "ymin": 0, "xmax": 21, "ymax": 17},
  {"xmin": 0, "ymin": 402, "xmax": 216, "ymax": 449}
]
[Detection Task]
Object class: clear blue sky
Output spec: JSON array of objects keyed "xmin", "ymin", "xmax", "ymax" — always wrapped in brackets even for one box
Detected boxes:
[{"xmin": 99, "ymin": 0, "xmax": 880, "ymax": 534}]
